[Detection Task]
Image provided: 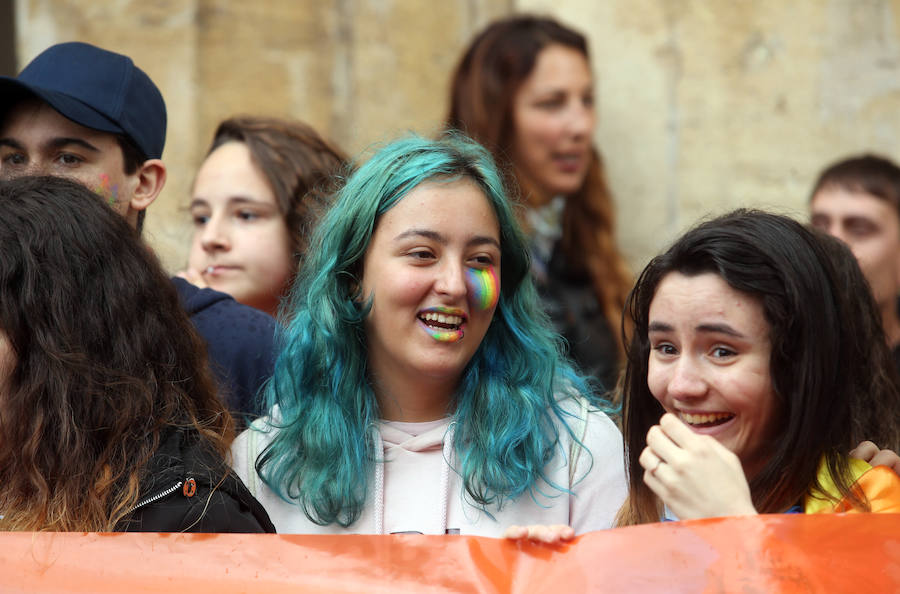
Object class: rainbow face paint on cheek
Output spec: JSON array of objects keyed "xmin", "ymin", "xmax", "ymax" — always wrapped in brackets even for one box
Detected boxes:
[
  {"xmin": 465, "ymin": 266, "xmax": 500, "ymax": 310},
  {"xmin": 93, "ymin": 174, "xmax": 120, "ymax": 206}
]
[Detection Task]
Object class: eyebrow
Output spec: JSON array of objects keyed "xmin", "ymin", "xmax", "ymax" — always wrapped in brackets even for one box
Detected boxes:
[
  {"xmin": 189, "ymin": 196, "xmax": 274, "ymax": 209},
  {"xmin": 48, "ymin": 137, "xmax": 101, "ymax": 153},
  {"xmin": 0, "ymin": 137, "xmax": 100, "ymax": 153},
  {"xmin": 394, "ymin": 228, "xmax": 500, "ymax": 249},
  {"xmin": 648, "ymin": 321, "xmax": 747, "ymax": 338}
]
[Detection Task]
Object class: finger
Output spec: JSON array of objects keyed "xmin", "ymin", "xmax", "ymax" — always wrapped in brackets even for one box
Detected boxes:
[
  {"xmin": 186, "ymin": 268, "xmax": 210, "ymax": 289},
  {"xmin": 526, "ymin": 524, "xmax": 574, "ymax": 544},
  {"xmin": 659, "ymin": 413, "xmax": 700, "ymax": 448},
  {"xmin": 503, "ymin": 525, "xmax": 527, "ymax": 539},
  {"xmin": 641, "ymin": 462, "xmax": 668, "ymax": 500},
  {"xmin": 849, "ymin": 441, "xmax": 878, "ymax": 463},
  {"xmin": 868, "ymin": 449, "xmax": 900, "ymax": 474},
  {"xmin": 639, "ymin": 446, "xmax": 662, "ymax": 473},
  {"xmin": 645, "ymin": 424, "xmax": 684, "ymax": 466}
]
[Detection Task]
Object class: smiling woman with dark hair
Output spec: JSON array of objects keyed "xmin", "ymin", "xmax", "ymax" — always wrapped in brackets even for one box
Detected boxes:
[
  {"xmin": 617, "ymin": 210, "xmax": 900, "ymax": 524},
  {"xmin": 0, "ymin": 176, "xmax": 273, "ymax": 532}
]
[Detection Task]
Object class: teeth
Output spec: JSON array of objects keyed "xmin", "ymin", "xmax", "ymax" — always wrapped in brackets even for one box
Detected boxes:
[
  {"xmin": 421, "ymin": 312, "xmax": 462, "ymax": 325},
  {"xmin": 681, "ymin": 412, "xmax": 734, "ymax": 425}
]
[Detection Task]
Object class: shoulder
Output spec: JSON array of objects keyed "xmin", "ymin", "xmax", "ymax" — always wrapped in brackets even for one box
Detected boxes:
[
  {"xmin": 172, "ymin": 277, "xmax": 277, "ymax": 345},
  {"xmin": 171, "ymin": 278, "xmax": 277, "ymax": 416},
  {"xmin": 557, "ymin": 394, "xmax": 624, "ymax": 463},
  {"xmin": 230, "ymin": 415, "xmax": 281, "ymax": 493},
  {"xmin": 126, "ymin": 429, "xmax": 275, "ymax": 533}
]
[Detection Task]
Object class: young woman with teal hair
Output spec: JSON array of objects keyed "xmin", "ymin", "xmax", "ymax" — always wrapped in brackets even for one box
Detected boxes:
[{"xmin": 231, "ymin": 134, "xmax": 627, "ymax": 535}]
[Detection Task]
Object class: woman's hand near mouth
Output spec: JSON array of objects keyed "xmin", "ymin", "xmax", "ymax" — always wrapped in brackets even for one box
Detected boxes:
[{"xmin": 640, "ymin": 413, "xmax": 757, "ymax": 520}]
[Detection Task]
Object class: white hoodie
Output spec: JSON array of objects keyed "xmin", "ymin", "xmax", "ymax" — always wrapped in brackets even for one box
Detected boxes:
[{"xmin": 230, "ymin": 396, "xmax": 626, "ymax": 536}]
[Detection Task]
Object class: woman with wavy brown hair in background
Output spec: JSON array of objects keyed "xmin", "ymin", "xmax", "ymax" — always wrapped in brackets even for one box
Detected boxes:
[
  {"xmin": 181, "ymin": 116, "xmax": 348, "ymax": 317},
  {"xmin": 446, "ymin": 15, "xmax": 633, "ymax": 393},
  {"xmin": 0, "ymin": 176, "xmax": 274, "ymax": 533}
]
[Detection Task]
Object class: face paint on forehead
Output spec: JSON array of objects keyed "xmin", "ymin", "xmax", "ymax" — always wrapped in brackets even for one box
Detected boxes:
[
  {"xmin": 465, "ymin": 266, "xmax": 500, "ymax": 311},
  {"xmin": 94, "ymin": 174, "xmax": 120, "ymax": 206}
]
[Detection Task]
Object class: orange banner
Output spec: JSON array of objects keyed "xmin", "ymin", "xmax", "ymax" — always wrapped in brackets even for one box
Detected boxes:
[{"xmin": 2, "ymin": 514, "xmax": 899, "ymax": 593}]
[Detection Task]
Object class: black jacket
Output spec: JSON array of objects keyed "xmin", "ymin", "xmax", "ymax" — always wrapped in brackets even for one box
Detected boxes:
[
  {"xmin": 537, "ymin": 244, "xmax": 619, "ymax": 393},
  {"xmin": 118, "ymin": 427, "xmax": 275, "ymax": 533}
]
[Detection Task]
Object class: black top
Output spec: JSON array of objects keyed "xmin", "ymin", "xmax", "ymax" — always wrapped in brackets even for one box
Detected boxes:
[
  {"xmin": 535, "ymin": 243, "xmax": 620, "ymax": 394},
  {"xmin": 119, "ymin": 427, "xmax": 275, "ymax": 533}
]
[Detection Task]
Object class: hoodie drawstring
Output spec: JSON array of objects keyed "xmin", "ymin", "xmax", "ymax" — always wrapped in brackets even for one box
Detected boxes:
[
  {"xmin": 372, "ymin": 429, "xmax": 385, "ymax": 534},
  {"xmin": 438, "ymin": 424, "xmax": 455, "ymax": 533},
  {"xmin": 372, "ymin": 422, "xmax": 455, "ymax": 535}
]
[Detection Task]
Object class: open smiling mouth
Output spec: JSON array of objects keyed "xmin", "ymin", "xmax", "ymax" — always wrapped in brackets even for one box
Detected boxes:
[
  {"xmin": 418, "ymin": 310, "xmax": 466, "ymax": 343},
  {"xmin": 679, "ymin": 412, "xmax": 735, "ymax": 428}
]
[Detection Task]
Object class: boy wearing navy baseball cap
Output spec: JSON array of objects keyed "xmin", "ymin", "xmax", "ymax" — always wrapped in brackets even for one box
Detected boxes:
[
  {"xmin": 0, "ymin": 42, "xmax": 275, "ymax": 422},
  {"xmin": 0, "ymin": 42, "xmax": 166, "ymax": 230}
]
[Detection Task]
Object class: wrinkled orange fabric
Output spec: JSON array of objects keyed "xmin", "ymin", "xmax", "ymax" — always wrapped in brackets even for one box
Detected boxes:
[
  {"xmin": 805, "ymin": 459, "xmax": 900, "ymax": 514},
  {"xmin": 2, "ymin": 514, "xmax": 899, "ymax": 593},
  {"xmin": 832, "ymin": 466, "xmax": 900, "ymax": 513}
]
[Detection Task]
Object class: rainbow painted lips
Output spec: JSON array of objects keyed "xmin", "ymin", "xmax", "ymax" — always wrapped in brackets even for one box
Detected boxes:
[{"xmin": 418, "ymin": 306, "xmax": 466, "ymax": 342}]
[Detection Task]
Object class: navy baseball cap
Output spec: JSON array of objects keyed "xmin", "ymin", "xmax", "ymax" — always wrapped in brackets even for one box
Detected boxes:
[{"xmin": 0, "ymin": 42, "xmax": 166, "ymax": 159}]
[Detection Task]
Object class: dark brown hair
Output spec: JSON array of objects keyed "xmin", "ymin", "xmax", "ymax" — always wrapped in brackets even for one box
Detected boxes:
[
  {"xmin": 206, "ymin": 116, "xmax": 348, "ymax": 271},
  {"xmin": 446, "ymin": 15, "xmax": 632, "ymax": 353},
  {"xmin": 616, "ymin": 210, "xmax": 899, "ymax": 525},
  {"xmin": 0, "ymin": 175, "xmax": 233, "ymax": 531},
  {"xmin": 810, "ymin": 154, "xmax": 900, "ymax": 217}
]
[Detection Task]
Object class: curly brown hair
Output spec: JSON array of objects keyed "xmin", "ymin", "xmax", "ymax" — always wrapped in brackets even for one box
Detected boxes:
[{"xmin": 0, "ymin": 175, "xmax": 233, "ymax": 531}]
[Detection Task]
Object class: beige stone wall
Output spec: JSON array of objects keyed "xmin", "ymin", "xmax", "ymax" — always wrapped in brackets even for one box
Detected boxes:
[
  {"xmin": 522, "ymin": 0, "xmax": 900, "ymax": 269},
  {"xmin": 13, "ymin": 0, "xmax": 512, "ymax": 271},
  {"xmin": 13, "ymin": 0, "xmax": 900, "ymax": 273}
]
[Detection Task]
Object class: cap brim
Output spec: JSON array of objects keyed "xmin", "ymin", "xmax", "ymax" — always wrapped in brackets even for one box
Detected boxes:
[{"xmin": 0, "ymin": 76, "xmax": 126, "ymax": 137}]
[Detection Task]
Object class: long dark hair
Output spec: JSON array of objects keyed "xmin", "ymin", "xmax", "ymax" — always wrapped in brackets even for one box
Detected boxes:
[
  {"xmin": 0, "ymin": 176, "xmax": 232, "ymax": 531},
  {"xmin": 617, "ymin": 210, "xmax": 899, "ymax": 525},
  {"xmin": 446, "ymin": 15, "xmax": 632, "ymax": 352},
  {"xmin": 813, "ymin": 230, "xmax": 900, "ymax": 451}
]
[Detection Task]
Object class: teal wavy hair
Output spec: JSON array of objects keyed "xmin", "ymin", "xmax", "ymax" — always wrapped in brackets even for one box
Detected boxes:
[{"xmin": 256, "ymin": 133, "xmax": 613, "ymax": 526}]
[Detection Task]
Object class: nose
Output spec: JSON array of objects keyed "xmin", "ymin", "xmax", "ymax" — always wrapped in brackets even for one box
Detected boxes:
[
  {"xmin": 200, "ymin": 214, "xmax": 231, "ymax": 253},
  {"xmin": 829, "ymin": 225, "xmax": 850, "ymax": 246},
  {"xmin": 566, "ymin": 99, "xmax": 595, "ymax": 140},
  {"xmin": 434, "ymin": 259, "xmax": 467, "ymax": 301},
  {"xmin": 667, "ymin": 356, "xmax": 707, "ymax": 400}
]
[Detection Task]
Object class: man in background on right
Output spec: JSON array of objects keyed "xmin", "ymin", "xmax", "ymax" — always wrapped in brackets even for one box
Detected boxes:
[{"xmin": 810, "ymin": 154, "xmax": 900, "ymax": 371}]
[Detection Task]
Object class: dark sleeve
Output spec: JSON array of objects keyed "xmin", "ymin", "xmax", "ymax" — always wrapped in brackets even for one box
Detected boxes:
[
  {"xmin": 172, "ymin": 277, "xmax": 277, "ymax": 421},
  {"xmin": 198, "ymin": 301, "xmax": 277, "ymax": 421},
  {"xmin": 192, "ymin": 487, "xmax": 277, "ymax": 533}
]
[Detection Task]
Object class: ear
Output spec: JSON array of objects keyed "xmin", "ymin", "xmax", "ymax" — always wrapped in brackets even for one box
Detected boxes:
[{"xmin": 129, "ymin": 159, "xmax": 167, "ymax": 211}]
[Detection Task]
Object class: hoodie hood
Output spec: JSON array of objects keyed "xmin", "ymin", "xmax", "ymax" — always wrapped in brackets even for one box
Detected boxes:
[
  {"xmin": 372, "ymin": 418, "xmax": 455, "ymax": 534},
  {"xmin": 171, "ymin": 276, "xmax": 234, "ymax": 315},
  {"xmin": 379, "ymin": 418, "xmax": 450, "ymax": 453}
]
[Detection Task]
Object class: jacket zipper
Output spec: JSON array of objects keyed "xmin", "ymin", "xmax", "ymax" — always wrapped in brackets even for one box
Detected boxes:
[{"xmin": 129, "ymin": 480, "xmax": 184, "ymax": 513}]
